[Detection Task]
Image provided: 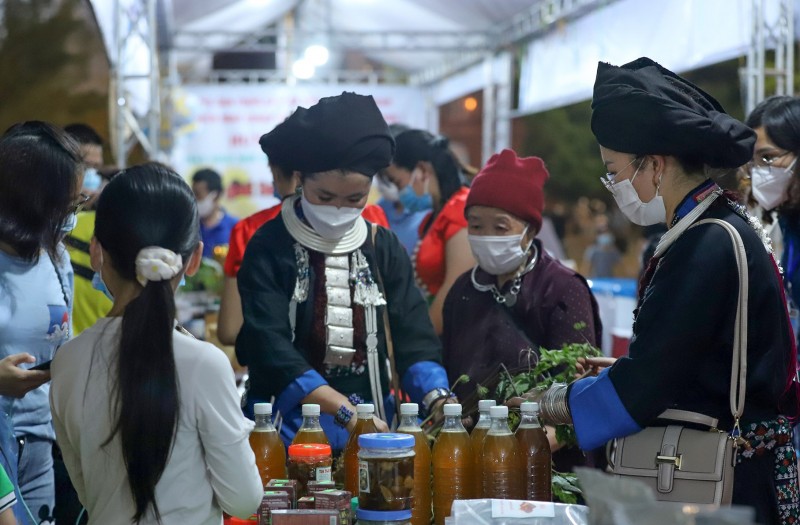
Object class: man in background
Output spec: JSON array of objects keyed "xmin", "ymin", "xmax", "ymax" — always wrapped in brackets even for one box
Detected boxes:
[
  {"xmin": 63, "ymin": 124, "xmax": 113, "ymax": 336},
  {"xmin": 192, "ymin": 168, "xmax": 239, "ymax": 259}
]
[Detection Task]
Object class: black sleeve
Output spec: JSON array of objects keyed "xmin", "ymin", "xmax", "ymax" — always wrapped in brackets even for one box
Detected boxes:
[
  {"xmin": 375, "ymin": 226, "xmax": 444, "ymax": 378},
  {"xmin": 608, "ymin": 222, "xmax": 736, "ymax": 426},
  {"xmin": 236, "ymin": 222, "xmax": 313, "ymax": 398}
]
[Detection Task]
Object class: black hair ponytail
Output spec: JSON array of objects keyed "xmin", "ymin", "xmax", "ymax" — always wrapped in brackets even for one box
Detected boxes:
[
  {"xmin": 94, "ymin": 162, "xmax": 200, "ymax": 523},
  {"xmin": 393, "ymin": 129, "xmax": 468, "ymax": 206}
]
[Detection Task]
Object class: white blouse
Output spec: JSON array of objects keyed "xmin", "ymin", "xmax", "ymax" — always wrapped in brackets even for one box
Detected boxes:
[{"xmin": 50, "ymin": 317, "xmax": 262, "ymax": 525}]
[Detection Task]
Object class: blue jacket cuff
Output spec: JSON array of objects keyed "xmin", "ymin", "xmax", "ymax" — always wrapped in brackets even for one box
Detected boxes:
[
  {"xmin": 274, "ymin": 369, "xmax": 328, "ymax": 417},
  {"xmin": 401, "ymin": 361, "xmax": 449, "ymax": 402},
  {"xmin": 569, "ymin": 368, "xmax": 641, "ymax": 451}
]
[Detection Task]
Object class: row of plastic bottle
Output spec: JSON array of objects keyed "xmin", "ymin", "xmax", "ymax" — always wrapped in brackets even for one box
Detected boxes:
[
  {"xmin": 248, "ymin": 400, "xmax": 552, "ymax": 525},
  {"xmin": 431, "ymin": 401, "xmax": 551, "ymax": 525}
]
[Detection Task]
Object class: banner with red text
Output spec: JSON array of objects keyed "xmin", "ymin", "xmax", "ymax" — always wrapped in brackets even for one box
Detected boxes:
[{"xmin": 170, "ymin": 84, "xmax": 427, "ymax": 219}]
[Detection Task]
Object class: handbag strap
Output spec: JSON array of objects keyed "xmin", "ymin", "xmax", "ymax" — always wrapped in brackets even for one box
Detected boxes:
[
  {"xmin": 370, "ymin": 224, "xmax": 403, "ymax": 428},
  {"xmin": 691, "ymin": 219, "xmax": 748, "ymax": 424}
]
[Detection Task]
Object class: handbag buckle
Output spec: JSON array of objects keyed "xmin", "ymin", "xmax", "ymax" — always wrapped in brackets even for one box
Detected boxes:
[{"xmin": 656, "ymin": 454, "xmax": 683, "ymax": 470}]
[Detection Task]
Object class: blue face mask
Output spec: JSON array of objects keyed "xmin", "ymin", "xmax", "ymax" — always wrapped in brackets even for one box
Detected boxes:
[
  {"xmin": 82, "ymin": 167, "xmax": 102, "ymax": 192},
  {"xmin": 398, "ymin": 185, "xmax": 433, "ymax": 213},
  {"xmin": 91, "ymin": 270, "xmax": 186, "ymax": 302},
  {"xmin": 91, "ymin": 271, "xmax": 114, "ymax": 301},
  {"xmin": 273, "ymin": 186, "xmax": 282, "ymax": 201},
  {"xmin": 61, "ymin": 213, "xmax": 78, "ymax": 233}
]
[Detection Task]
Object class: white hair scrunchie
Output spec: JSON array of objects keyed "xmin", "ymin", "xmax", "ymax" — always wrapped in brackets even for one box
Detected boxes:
[{"xmin": 135, "ymin": 247, "xmax": 183, "ymax": 287}]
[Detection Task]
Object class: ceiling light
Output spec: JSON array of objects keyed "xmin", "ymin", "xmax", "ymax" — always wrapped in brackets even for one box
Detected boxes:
[
  {"xmin": 304, "ymin": 44, "xmax": 330, "ymax": 66},
  {"xmin": 292, "ymin": 59, "xmax": 315, "ymax": 80},
  {"xmin": 464, "ymin": 96, "xmax": 478, "ymax": 112}
]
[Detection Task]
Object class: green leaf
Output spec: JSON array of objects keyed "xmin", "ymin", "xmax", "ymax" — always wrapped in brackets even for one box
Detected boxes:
[
  {"xmin": 476, "ymin": 384, "xmax": 489, "ymax": 399},
  {"xmin": 552, "ymin": 471, "xmax": 582, "ymax": 504}
]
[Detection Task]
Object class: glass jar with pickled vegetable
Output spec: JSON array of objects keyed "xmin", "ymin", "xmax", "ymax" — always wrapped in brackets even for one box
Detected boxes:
[
  {"xmin": 287, "ymin": 443, "xmax": 333, "ymax": 498},
  {"xmin": 357, "ymin": 433, "xmax": 415, "ymax": 512}
]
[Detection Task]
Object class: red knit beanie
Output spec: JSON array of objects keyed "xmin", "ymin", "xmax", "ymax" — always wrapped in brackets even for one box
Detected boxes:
[{"xmin": 466, "ymin": 149, "xmax": 549, "ymax": 232}]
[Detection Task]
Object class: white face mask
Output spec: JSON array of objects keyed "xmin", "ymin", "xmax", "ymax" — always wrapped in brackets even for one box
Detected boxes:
[
  {"xmin": 196, "ymin": 192, "xmax": 218, "ymax": 219},
  {"xmin": 606, "ymin": 164, "xmax": 666, "ymax": 226},
  {"xmin": 751, "ymin": 158, "xmax": 797, "ymax": 210},
  {"xmin": 468, "ymin": 227, "xmax": 532, "ymax": 276},
  {"xmin": 301, "ymin": 193, "xmax": 364, "ymax": 240},
  {"xmin": 377, "ymin": 178, "xmax": 400, "ymax": 203}
]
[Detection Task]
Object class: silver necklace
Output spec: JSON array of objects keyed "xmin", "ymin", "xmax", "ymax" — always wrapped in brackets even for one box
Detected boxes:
[{"xmin": 471, "ymin": 243, "xmax": 539, "ymax": 307}]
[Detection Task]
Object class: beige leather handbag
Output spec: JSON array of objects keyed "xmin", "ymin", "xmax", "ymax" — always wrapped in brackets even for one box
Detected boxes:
[{"xmin": 606, "ymin": 218, "xmax": 747, "ymax": 505}]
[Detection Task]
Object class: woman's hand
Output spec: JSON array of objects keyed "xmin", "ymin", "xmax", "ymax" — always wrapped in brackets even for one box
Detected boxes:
[
  {"xmin": 372, "ymin": 416, "xmax": 390, "ymax": 433},
  {"xmin": 544, "ymin": 425, "xmax": 564, "ymax": 452},
  {"xmin": 575, "ymin": 356, "xmax": 617, "ymax": 379},
  {"xmin": 505, "ymin": 389, "xmax": 545, "ymax": 409},
  {"xmin": 0, "ymin": 353, "xmax": 50, "ymax": 398},
  {"xmin": 429, "ymin": 396, "xmax": 459, "ymax": 426}
]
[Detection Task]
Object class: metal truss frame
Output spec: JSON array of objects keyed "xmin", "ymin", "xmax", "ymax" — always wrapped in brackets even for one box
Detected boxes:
[
  {"xmin": 173, "ymin": 29, "xmax": 493, "ymax": 54},
  {"xmin": 742, "ymin": 0, "xmax": 795, "ymax": 114},
  {"xmin": 110, "ymin": 0, "xmax": 160, "ymax": 167}
]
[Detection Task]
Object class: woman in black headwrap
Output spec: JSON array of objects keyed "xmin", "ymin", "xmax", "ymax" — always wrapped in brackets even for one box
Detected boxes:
[
  {"xmin": 520, "ymin": 58, "xmax": 800, "ymax": 523},
  {"xmin": 236, "ymin": 92, "xmax": 452, "ymax": 451}
]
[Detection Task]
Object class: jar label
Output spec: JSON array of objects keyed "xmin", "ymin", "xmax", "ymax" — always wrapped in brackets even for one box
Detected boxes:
[
  {"xmin": 316, "ymin": 466, "xmax": 332, "ymax": 482},
  {"xmin": 358, "ymin": 460, "xmax": 369, "ymax": 493}
]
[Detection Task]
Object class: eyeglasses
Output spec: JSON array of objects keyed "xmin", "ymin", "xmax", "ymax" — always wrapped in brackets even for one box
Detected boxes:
[
  {"xmin": 601, "ymin": 157, "xmax": 641, "ymax": 192},
  {"xmin": 68, "ymin": 193, "xmax": 91, "ymax": 214},
  {"xmin": 747, "ymin": 150, "xmax": 793, "ymax": 170}
]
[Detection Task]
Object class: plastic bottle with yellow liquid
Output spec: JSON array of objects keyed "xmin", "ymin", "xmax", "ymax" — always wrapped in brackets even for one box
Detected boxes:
[
  {"xmin": 397, "ymin": 403, "xmax": 432, "ymax": 525},
  {"xmin": 344, "ymin": 404, "xmax": 379, "ymax": 494},
  {"xmin": 292, "ymin": 404, "xmax": 330, "ymax": 445},
  {"xmin": 432, "ymin": 403, "xmax": 473, "ymax": 525},
  {"xmin": 481, "ymin": 405, "xmax": 523, "ymax": 499},
  {"xmin": 249, "ymin": 402, "xmax": 287, "ymax": 489},
  {"xmin": 470, "ymin": 399, "xmax": 496, "ymax": 496},
  {"xmin": 516, "ymin": 402, "xmax": 552, "ymax": 501}
]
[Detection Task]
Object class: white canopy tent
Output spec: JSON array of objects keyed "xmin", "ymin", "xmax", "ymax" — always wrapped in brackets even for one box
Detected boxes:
[{"xmin": 87, "ymin": 0, "xmax": 797, "ymax": 168}]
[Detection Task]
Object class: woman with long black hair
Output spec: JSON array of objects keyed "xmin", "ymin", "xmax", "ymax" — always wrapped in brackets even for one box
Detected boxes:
[
  {"xmin": 383, "ymin": 129, "xmax": 475, "ymax": 334},
  {"xmin": 50, "ymin": 163, "xmax": 262, "ymax": 524},
  {"xmin": 0, "ymin": 121, "xmax": 82, "ymax": 524}
]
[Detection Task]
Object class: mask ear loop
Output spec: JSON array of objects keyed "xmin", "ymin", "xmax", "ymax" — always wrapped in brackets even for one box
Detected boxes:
[{"xmin": 521, "ymin": 225, "xmax": 534, "ymax": 253}]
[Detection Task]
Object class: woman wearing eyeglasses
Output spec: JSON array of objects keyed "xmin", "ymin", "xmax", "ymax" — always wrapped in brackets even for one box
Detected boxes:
[
  {"xmin": 519, "ymin": 59, "xmax": 799, "ymax": 524},
  {"xmin": 0, "ymin": 122, "xmax": 83, "ymax": 523},
  {"xmin": 745, "ymin": 97, "xmax": 800, "ymax": 341}
]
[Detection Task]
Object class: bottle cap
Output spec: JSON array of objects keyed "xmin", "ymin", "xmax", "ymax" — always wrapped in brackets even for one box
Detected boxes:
[
  {"xmin": 490, "ymin": 406, "xmax": 509, "ymax": 418},
  {"xmin": 443, "ymin": 403, "xmax": 462, "ymax": 417},
  {"xmin": 478, "ymin": 399, "xmax": 497, "ymax": 411},
  {"xmin": 356, "ymin": 403, "xmax": 375, "ymax": 414},
  {"xmin": 302, "ymin": 404, "xmax": 321, "ymax": 416},
  {"xmin": 400, "ymin": 403, "xmax": 419, "ymax": 416},
  {"xmin": 288, "ymin": 443, "xmax": 332, "ymax": 457},
  {"xmin": 358, "ymin": 432, "xmax": 415, "ymax": 449},
  {"xmin": 356, "ymin": 509, "xmax": 413, "ymax": 521},
  {"xmin": 254, "ymin": 403, "xmax": 272, "ymax": 415},
  {"xmin": 520, "ymin": 402, "xmax": 539, "ymax": 414}
]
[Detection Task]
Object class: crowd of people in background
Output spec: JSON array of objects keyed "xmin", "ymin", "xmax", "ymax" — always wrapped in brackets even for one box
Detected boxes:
[{"xmin": 0, "ymin": 56, "xmax": 800, "ymax": 524}]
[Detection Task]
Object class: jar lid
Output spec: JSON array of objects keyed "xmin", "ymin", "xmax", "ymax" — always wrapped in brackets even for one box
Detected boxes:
[
  {"xmin": 288, "ymin": 443, "xmax": 332, "ymax": 457},
  {"xmin": 478, "ymin": 399, "xmax": 497, "ymax": 411},
  {"xmin": 490, "ymin": 406, "xmax": 508, "ymax": 418},
  {"xmin": 356, "ymin": 508, "xmax": 412, "ymax": 521},
  {"xmin": 226, "ymin": 516, "xmax": 257, "ymax": 524},
  {"xmin": 302, "ymin": 404, "xmax": 321, "ymax": 416},
  {"xmin": 443, "ymin": 403, "xmax": 462, "ymax": 417},
  {"xmin": 356, "ymin": 403, "xmax": 375, "ymax": 414},
  {"xmin": 400, "ymin": 403, "xmax": 418, "ymax": 416},
  {"xmin": 358, "ymin": 433, "xmax": 415, "ymax": 449},
  {"xmin": 253, "ymin": 403, "xmax": 272, "ymax": 415},
  {"xmin": 520, "ymin": 401, "xmax": 539, "ymax": 414}
]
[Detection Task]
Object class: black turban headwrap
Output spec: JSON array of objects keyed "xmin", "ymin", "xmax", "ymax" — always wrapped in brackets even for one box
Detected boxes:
[
  {"xmin": 259, "ymin": 92, "xmax": 395, "ymax": 176},
  {"xmin": 591, "ymin": 57, "xmax": 755, "ymax": 169}
]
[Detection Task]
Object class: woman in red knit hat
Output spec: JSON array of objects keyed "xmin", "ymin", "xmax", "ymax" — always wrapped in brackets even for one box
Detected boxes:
[{"xmin": 441, "ymin": 149, "xmax": 602, "ymax": 468}]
